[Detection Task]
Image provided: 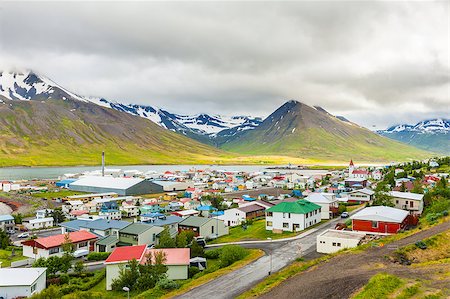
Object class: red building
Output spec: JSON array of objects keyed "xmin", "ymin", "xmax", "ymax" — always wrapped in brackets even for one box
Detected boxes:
[{"xmin": 350, "ymin": 206, "xmax": 410, "ymax": 234}]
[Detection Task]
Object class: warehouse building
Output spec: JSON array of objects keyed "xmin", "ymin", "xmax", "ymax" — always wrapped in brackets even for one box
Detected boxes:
[{"xmin": 69, "ymin": 177, "xmax": 166, "ymax": 196}]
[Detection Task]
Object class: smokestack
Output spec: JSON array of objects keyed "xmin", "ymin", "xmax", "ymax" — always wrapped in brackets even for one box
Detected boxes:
[{"xmin": 102, "ymin": 151, "xmax": 105, "ymax": 177}]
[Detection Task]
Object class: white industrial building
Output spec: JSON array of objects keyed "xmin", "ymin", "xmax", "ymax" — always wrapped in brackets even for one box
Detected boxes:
[
  {"xmin": 23, "ymin": 217, "xmax": 54, "ymax": 230},
  {"xmin": 316, "ymin": 229, "xmax": 366, "ymax": 253},
  {"xmin": 0, "ymin": 268, "xmax": 47, "ymax": 298}
]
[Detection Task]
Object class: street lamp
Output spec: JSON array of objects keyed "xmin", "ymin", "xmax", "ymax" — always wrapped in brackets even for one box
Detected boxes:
[
  {"xmin": 267, "ymin": 237, "xmax": 272, "ymax": 275},
  {"xmin": 123, "ymin": 286, "xmax": 130, "ymax": 299}
]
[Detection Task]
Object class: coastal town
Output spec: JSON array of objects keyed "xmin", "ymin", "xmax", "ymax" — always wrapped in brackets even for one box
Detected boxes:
[{"xmin": 0, "ymin": 157, "xmax": 448, "ymax": 298}]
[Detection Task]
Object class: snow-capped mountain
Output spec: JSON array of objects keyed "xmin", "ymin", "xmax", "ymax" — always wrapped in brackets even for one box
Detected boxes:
[
  {"xmin": 378, "ymin": 119, "xmax": 449, "ymax": 154},
  {"xmin": 381, "ymin": 119, "xmax": 450, "ymax": 134},
  {"xmin": 0, "ymin": 70, "xmax": 262, "ymax": 144},
  {"xmin": 0, "ymin": 70, "xmax": 86, "ymax": 102}
]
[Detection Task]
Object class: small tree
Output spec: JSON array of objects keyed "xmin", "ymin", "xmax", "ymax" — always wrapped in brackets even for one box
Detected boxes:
[
  {"xmin": 176, "ymin": 232, "xmax": 187, "ymax": 248},
  {"xmin": 0, "ymin": 229, "xmax": 10, "ymax": 249},
  {"xmin": 156, "ymin": 227, "xmax": 176, "ymax": 248},
  {"xmin": 190, "ymin": 240, "xmax": 204, "ymax": 258},
  {"xmin": 62, "ymin": 233, "xmax": 74, "ymax": 253},
  {"xmin": 51, "ymin": 208, "xmax": 66, "ymax": 224},
  {"xmin": 400, "ymin": 182, "xmax": 407, "ymax": 192},
  {"xmin": 12, "ymin": 213, "xmax": 23, "ymax": 224},
  {"xmin": 111, "ymin": 258, "xmax": 140, "ymax": 291},
  {"xmin": 73, "ymin": 260, "xmax": 85, "ymax": 275}
]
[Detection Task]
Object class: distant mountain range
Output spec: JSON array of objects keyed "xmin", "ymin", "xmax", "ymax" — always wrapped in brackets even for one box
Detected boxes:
[
  {"xmin": 0, "ymin": 70, "xmax": 434, "ymax": 166},
  {"xmin": 0, "ymin": 70, "xmax": 261, "ymax": 146},
  {"xmin": 378, "ymin": 119, "xmax": 449, "ymax": 154}
]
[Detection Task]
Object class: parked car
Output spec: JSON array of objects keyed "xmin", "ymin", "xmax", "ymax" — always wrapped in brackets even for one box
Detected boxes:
[
  {"xmin": 17, "ymin": 232, "xmax": 30, "ymax": 239},
  {"xmin": 194, "ymin": 236, "xmax": 206, "ymax": 247},
  {"xmin": 340, "ymin": 212, "xmax": 349, "ymax": 218}
]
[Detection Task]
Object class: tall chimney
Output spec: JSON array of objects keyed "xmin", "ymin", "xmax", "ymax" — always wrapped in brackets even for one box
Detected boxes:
[{"xmin": 101, "ymin": 151, "xmax": 105, "ymax": 177}]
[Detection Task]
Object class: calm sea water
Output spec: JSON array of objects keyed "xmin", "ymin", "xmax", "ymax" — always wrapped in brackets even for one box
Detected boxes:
[{"xmin": 0, "ymin": 165, "xmax": 331, "ymax": 181}]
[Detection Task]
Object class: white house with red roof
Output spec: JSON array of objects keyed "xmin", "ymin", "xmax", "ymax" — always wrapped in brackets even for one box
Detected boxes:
[
  {"xmin": 105, "ymin": 245, "xmax": 190, "ymax": 290},
  {"xmin": 22, "ymin": 231, "xmax": 98, "ymax": 259}
]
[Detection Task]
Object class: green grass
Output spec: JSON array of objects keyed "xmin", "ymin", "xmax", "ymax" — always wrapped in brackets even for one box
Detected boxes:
[
  {"xmin": 209, "ymin": 219, "xmax": 324, "ymax": 244},
  {"xmin": 30, "ymin": 190, "xmax": 85, "ymax": 199},
  {"xmin": 353, "ymin": 273, "xmax": 404, "ymax": 299},
  {"xmin": 0, "ymin": 248, "xmax": 26, "ymax": 267},
  {"xmin": 396, "ymin": 284, "xmax": 420, "ymax": 299}
]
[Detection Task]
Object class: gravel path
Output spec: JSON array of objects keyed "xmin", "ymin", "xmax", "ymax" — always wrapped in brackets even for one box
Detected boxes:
[{"xmin": 259, "ymin": 220, "xmax": 450, "ymax": 299}]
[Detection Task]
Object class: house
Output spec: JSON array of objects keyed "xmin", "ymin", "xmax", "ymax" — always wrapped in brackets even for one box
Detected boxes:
[
  {"xmin": 350, "ymin": 206, "xmax": 410, "ymax": 234},
  {"xmin": 393, "ymin": 181, "xmax": 415, "ymax": 192},
  {"xmin": 141, "ymin": 215, "xmax": 183, "ymax": 237},
  {"xmin": 35, "ymin": 209, "xmax": 53, "ymax": 219},
  {"xmin": 118, "ymin": 223, "xmax": 164, "ymax": 247},
  {"xmin": 371, "ymin": 170, "xmax": 383, "ymax": 180},
  {"xmin": 120, "ymin": 203, "xmax": 139, "ymax": 217},
  {"xmin": 317, "ymin": 229, "xmax": 366, "ymax": 254},
  {"xmin": 0, "ymin": 268, "xmax": 47, "ymax": 298},
  {"xmin": 218, "ymin": 201, "xmax": 273, "ymax": 227},
  {"xmin": 0, "ymin": 214, "xmax": 15, "ymax": 233},
  {"xmin": 344, "ymin": 178, "xmax": 368, "ymax": 189},
  {"xmin": 105, "ymin": 246, "xmax": 190, "ymax": 290},
  {"xmin": 389, "ymin": 191, "xmax": 424, "ymax": 215},
  {"xmin": 78, "ymin": 219, "xmax": 130, "ymax": 237},
  {"xmin": 144, "ymin": 248, "xmax": 190, "ymax": 280},
  {"xmin": 98, "ymin": 202, "xmax": 122, "ymax": 220},
  {"xmin": 23, "ymin": 217, "xmax": 54, "ymax": 230},
  {"xmin": 265, "ymin": 199, "xmax": 321, "ymax": 233},
  {"xmin": 105, "ymin": 245, "xmax": 147, "ymax": 290},
  {"xmin": 151, "ymin": 180, "xmax": 193, "ymax": 192},
  {"xmin": 305, "ymin": 193, "xmax": 339, "ymax": 220},
  {"xmin": 350, "ymin": 169, "xmax": 369, "ymax": 180},
  {"xmin": 140, "ymin": 202, "xmax": 163, "ymax": 214},
  {"xmin": 171, "ymin": 209, "xmax": 200, "ymax": 218},
  {"xmin": 22, "ymin": 231, "xmax": 98, "ymax": 259},
  {"xmin": 96, "ymin": 235, "xmax": 120, "ymax": 253},
  {"xmin": 62, "ymin": 200, "xmax": 85, "ymax": 214},
  {"xmin": 165, "ymin": 201, "xmax": 184, "ymax": 212},
  {"xmin": 347, "ymin": 188, "xmax": 375, "ymax": 204},
  {"xmin": 178, "ymin": 216, "xmax": 229, "ymax": 239}
]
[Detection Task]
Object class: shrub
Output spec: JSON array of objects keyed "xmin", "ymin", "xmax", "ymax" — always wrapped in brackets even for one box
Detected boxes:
[
  {"xmin": 86, "ymin": 252, "xmax": 111, "ymax": 261},
  {"xmin": 415, "ymin": 241, "xmax": 427, "ymax": 250},
  {"xmin": 156, "ymin": 278, "xmax": 179, "ymax": 290},
  {"xmin": 204, "ymin": 248, "xmax": 221, "ymax": 259},
  {"xmin": 30, "ymin": 285, "xmax": 62, "ymax": 299},
  {"xmin": 218, "ymin": 245, "xmax": 248, "ymax": 268},
  {"xmin": 59, "ymin": 274, "xmax": 70, "ymax": 284},
  {"xmin": 189, "ymin": 266, "xmax": 201, "ymax": 278}
]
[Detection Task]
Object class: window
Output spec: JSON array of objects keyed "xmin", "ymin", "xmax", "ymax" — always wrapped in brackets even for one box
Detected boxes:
[
  {"xmin": 211, "ymin": 226, "xmax": 214, "ymax": 234},
  {"xmin": 396, "ymin": 200, "xmax": 399, "ymax": 204},
  {"xmin": 266, "ymin": 212, "xmax": 273, "ymax": 217},
  {"xmin": 410, "ymin": 201, "xmax": 414, "ymax": 208},
  {"xmin": 78, "ymin": 242, "xmax": 87, "ymax": 248},
  {"xmin": 337, "ymin": 243, "xmax": 341, "ymax": 246},
  {"xmin": 152, "ymin": 233, "xmax": 156, "ymax": 242},
  {"xmin": 266, "ymin": 221, "xmax": 273, "ymax": 227},
  {"xmin": 31, "ymin": 283, "xmax": 36, "ymax": 293},
  {"xmin": 49, "ymin": 247, "xmax": 59, "ymax": 254},
  {"xmin": 371, "ymin": 221, "xmax": 378, "ymax": 228},
  {"xmin": 305, "ymin": 213, "xmax": 309, "ymax": 218},
  {"xmin": 332, "ymin": 242, "xmax": 336, "ymax": 246},
  {"xmin": 283, "ymin": 223, "xmax": 289, "ymax": 228}
]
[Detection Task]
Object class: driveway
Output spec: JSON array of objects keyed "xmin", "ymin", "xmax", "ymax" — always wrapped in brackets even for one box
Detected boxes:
[{"xmin": 175, "ymin": 215, "xmax": 350, "ymax": 299}]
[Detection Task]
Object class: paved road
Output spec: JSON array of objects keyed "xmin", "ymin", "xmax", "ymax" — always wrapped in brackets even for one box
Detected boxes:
[
  {"xmin": 176, "ymin": 216, "xmax": 348, "ymax": 299},
  {"xmin": 11, "ymin": 227, "xmax": 62, "ymax": 245}
]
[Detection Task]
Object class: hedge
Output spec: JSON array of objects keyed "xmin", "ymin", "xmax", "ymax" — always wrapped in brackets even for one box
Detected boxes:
[{"xmin": 86, "ymin": 252, "xmax": 111, "ymax": 261}]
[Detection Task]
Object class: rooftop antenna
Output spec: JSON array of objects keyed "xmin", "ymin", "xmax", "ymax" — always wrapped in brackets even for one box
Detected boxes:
[{"xmin": 102, "ymin": 151, "xmax": 105, "ymax": 177}]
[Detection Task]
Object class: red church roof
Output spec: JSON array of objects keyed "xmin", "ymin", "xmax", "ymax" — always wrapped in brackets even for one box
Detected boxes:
[{"xmin": 349, "ymin": 159, "xmax": 354, "ymax": 166}]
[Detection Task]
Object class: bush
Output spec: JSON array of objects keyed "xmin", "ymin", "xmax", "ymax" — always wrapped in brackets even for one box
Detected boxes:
[
  {"xmin": 415, "ymin": 241, "xmax": 427, "ymax": 250},
  {"xmin": 204, "ymin": 248, "xmax": 221, "ymax": 259},
  {"xmin": 156, "ymin": 278, "xmax": 179, "ymax": 290},
  {"xmin": 86, "ymin": 252, "xmax": 111, "ymax": 261},
  {"xmin": 59, "ymin": 274, "xmax": 70, "ymax": 284},
  {"xmin": 218, "ymin": 245, "xmax": 248, "ymax": 268},
  {"xmin": 189, "ymin": 266, "xmax": 201, "ymax": 278}
]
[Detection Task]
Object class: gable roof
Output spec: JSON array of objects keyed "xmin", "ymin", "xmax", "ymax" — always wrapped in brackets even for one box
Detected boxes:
[
  {"xmin": 119, "ymin": 223, "xmax": 154, "ymax": 235},
  {"xmin": 0, "ymin": 214, "xmax": 14, "ymax": 222},
  {"xmin": 105, "ymin": 245, "xmax": 147, "ymax": 264},
  {"xmin": 96, "ymin": 235, "xmax": 120, "ymax": 246},
  {"xmin": 267, "ymin": 199, "xmax": 321, "ymax": 214},
  {"xmin": 70, "ymin": 176, "xmax": 144, "ymax": 190},
  {"xmin": 59, "ymin": 219, "xmax": 91, "ymax": 231},
  {"xmin": 179, "ymin": 216, "xmax": 212, "ymax": 227},
  {"xmin": 0, "ymin": 268, "xmax": 47, "ymax": 286},
  {"xmin": 389, "ymin": 191, "xmax": 424, "ymax": 201},
  {"xmin": 142, "ymin": 215, "xmax": 183, "ymax": 227},
  {"xmin": 305, "ymin": 193, "xmax": 337, "ymax": 204},
  {"xmin": 80, "ymin": 219, "xmax": 130, "ymax": 231},
  {"xmin": 350, "ymin": 206, "xmax": 409, "ymax": 223},
  {"xmin": 22, "ymin": 231, "xmax": 98, "ymax": 249},
  {"xmin": 238, "ymin": 204, "xmax": 265, "ymax": 213},
  {"xmin": 349, "ymin": 188, "xmax": 375, "ymax": 196},
  {"xmin": 142, "ymin": 248, "xmax": 190, "ymax": 265}
]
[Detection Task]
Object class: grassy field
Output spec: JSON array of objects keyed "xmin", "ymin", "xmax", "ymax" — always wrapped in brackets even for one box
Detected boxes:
[
  {"xmin": 353, "ymin": 273, "xmax": 404, "ymax": 299},
  {"xmin": 209, "ymin": 219, "xmax": 325, "ymax": 244},
  {"xmin": 0, "ymin": 247, "xmax": 26, "ymax": 267},
  {"xmin": 30, "ymin": 190, "xmax": 86, "ymax": 199}
]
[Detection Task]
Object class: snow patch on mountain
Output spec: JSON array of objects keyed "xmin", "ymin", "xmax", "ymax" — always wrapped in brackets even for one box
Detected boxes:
[{"xmin": 380, "ymin": 119, "xmax": 450, "ymax": 134}]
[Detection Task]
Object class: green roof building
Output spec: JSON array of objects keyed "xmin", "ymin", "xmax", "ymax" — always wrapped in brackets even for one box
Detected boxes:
[
  {"xmin": 118, "ymin": 223, "xmax": 164, "ymax": 247},
  {"xmin": 266, "ymin": 199, "xmax": 322, "ymax": 233}
]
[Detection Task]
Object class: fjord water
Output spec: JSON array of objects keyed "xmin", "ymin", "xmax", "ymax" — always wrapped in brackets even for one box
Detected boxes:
[{"xmin": 0, "ymin": 165, "xmax": 330, "ymax": 180}]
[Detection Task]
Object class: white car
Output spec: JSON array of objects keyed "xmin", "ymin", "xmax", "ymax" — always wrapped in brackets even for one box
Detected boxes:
[{"xmin": 17, "ymin": 232, "xmax": 30, "ymax": 239}]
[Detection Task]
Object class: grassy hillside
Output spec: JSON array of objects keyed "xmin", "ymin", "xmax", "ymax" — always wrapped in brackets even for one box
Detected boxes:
[
  {"xmin": 379, "ymin": 131, "xmax": 449, "ymax": 154},
  {"xmin": 0, "ymin": 99, "xmax": 236, "ymax": 166},
  {"xmin": 222, "ymin": 101, "xmax": 432, "ymax": 162}
]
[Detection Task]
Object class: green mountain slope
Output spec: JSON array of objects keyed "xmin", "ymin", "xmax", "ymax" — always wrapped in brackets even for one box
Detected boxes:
[
  {"xmin": 0, "ymin": 97, "xmax": 234, "ymax": 166},
  {"xmin": 221, "ymin": 101, "xmax": 433, "ymax": 162}
]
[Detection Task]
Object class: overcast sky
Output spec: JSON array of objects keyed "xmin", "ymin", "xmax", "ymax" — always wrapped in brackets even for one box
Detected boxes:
[{"xmin": 0, "ymin": 1, "xmax": 448, "ymax": 129}]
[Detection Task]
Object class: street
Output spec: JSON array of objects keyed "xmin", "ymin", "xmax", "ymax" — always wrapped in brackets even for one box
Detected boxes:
[
  {"xmin": 176, "ymin": 215, "xmax": 348, "ymax": 299},
  {"xmin": 11, "ymin": 227, "xmax": 62, "ymax": 245}
]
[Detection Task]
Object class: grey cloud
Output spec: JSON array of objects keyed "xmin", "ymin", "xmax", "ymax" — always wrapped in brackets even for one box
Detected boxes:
[{"xmin": 0, "ymin": 1, "xmax": 448, "ymax": 128}]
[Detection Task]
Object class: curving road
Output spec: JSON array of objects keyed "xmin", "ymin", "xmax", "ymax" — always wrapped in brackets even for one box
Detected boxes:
[{"xmin": 175, "ymin": 214, "xmax": 353, "ymax": 299}]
